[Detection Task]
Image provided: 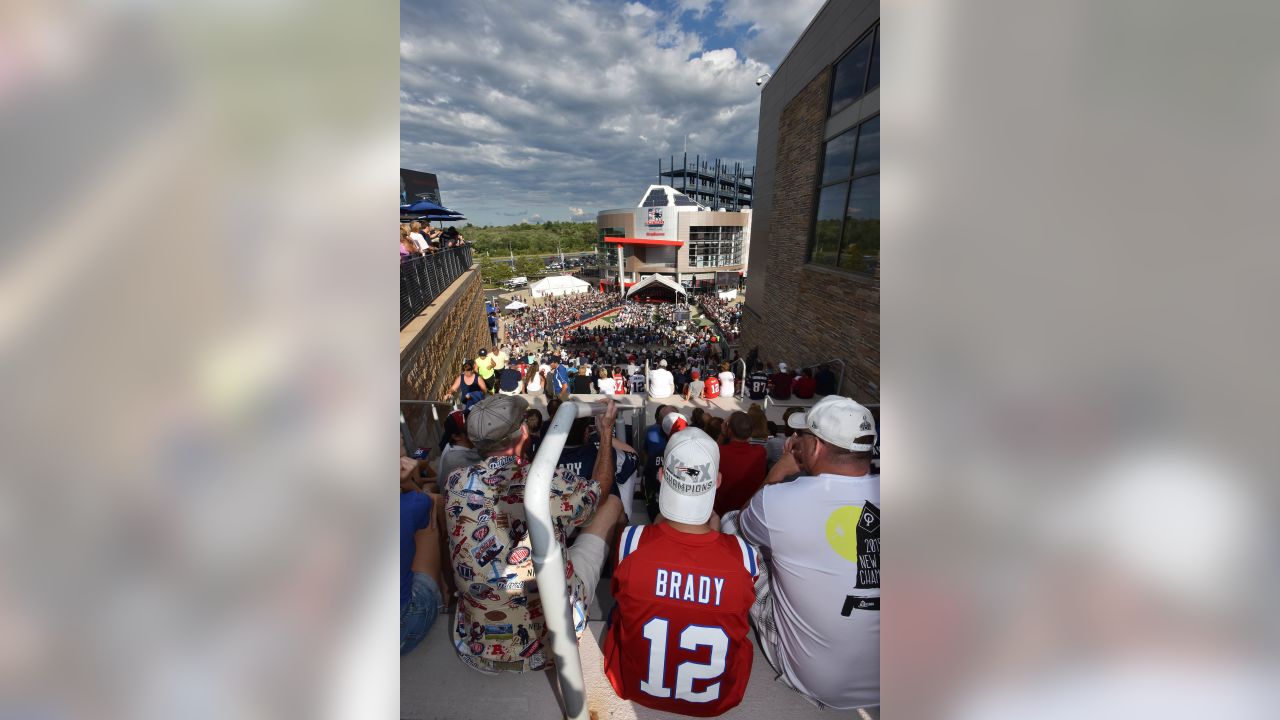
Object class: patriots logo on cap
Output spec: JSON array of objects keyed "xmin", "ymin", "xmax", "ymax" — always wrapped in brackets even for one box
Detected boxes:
[{"xmin": 677, "ymin": 466, "xmax": 701, "ymax": 479}]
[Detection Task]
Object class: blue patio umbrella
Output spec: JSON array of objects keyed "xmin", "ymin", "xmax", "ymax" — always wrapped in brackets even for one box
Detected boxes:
[{"xmin": 402, "ymin": 199, "xmax": 462, "ymax": 216}]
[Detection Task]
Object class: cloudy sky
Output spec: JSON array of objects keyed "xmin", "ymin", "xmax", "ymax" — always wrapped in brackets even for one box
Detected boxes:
[{"xmin": 401, "ymin": 0, "xmax": 826, "ymax": 227}]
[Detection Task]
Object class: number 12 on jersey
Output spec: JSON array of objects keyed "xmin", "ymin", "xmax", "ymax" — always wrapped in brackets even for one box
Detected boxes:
[{"xmin": 639, "ymin": 618, "xmax": 729, "ymax": 703}]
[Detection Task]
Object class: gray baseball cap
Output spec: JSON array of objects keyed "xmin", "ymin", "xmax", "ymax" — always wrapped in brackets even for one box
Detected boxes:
[{"xmin": 467, "ymin": 395, "xmax": 530, "ymax": 453}]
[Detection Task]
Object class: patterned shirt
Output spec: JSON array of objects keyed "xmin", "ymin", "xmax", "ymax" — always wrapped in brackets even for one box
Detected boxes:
[{"xmin": 444, "ymin": 454, "xmax": 601, "ymax": 673}]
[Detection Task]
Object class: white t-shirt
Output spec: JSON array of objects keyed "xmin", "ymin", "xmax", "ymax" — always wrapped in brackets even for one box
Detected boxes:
[
  {"xmin": 410, "ymin": 232, "xmax": 429, "ymax": 251},
  {"xmin": 647, "ymin": 368, "xmax": 675, "ymax": 399},
  {"xmin": 596, "ymin": 376, "xmax": 617, "ymax": 395},
  {"xmin": 525, "ymin": 370, "xmax": 544, "ymax": 393},
  {"xmin": 718, "ymin": 370, "xmax": 736, "ymax": 397},
  {"xmin": 737, "ymin": 472, "xmax": 880, "ymax": 709}
]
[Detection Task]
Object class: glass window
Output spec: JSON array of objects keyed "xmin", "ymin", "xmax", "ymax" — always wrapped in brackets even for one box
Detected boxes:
[
  {"xmin": 821, "ymin": 128, "xmax": 857, "ymax": 184},
  {"xmin": 839, "ymin": 176, "xmax": 879, "ymax": 272},
  {"xmin": 867, "ymin": 28, "xmax": 879, "ymax": 91},
  {"xmin": 829, "ymin": 30, "xmax": 874, "ymax": 116},
  {"xmin": 853, "ymin": 116, "xmax": 880, "ymax": 176},
  {"xmin": 812, "ymin": 184, "xmax": 847, "ymax": 266}
]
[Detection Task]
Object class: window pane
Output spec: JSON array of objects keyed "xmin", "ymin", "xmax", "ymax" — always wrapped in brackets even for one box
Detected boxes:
[
  {"xmin": 839, "ymin": 175, "xmax": 879, "ymax": 272},
  {"xmin": 821, "ymin": 129, "xmax": 857, "ymax": 184},
  {"xmin": 867, "ymin": 29, "xmax": 879, "ymax": 91},
  {"xmin": 854, "ymin": 116, "xmax": 880, "ymax": 176},
  {"xmin": 811, "ymin": 182, "xmax": 847, "ymax": 266},
  {"xmin": 829, "ymin": 33, "xmax": 873, "ymax": 116}
]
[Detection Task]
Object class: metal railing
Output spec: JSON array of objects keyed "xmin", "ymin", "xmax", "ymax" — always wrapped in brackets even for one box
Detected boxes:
[
  {"xmin": 400, "ymin": 245, "xmax": 474, "ymax": 328},
  {"xmin": 400, "ymin": 399, "xmax": 459, "ymax": 457}
]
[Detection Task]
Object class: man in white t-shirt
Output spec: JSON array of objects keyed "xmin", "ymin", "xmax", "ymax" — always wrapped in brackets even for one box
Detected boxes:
[
  {"xmin": 647, "ymin": 358, "xmax": 674, "ymax": 400},
  {"xmin": 724, "ymin": 395, "xmax": 880, "ymax": 710}
]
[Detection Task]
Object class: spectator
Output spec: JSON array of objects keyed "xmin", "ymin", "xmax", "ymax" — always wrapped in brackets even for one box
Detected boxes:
[
  {"xmin": 409, "ymin": 221, "xmax": 430, "ymax": 252},
  {"xmin": 438, "ymin": 410, "xmax": 483, "ymax": 483},
  {"xmin": 523, "ymin": 362, "xmax": 545, "ymax": 395},
  {"xmin": 497, "ymin": 365, "xmax": 523, "ymax": 395},
  {"xmin": 401, "ymin": 453, "xmax": 445, "ymax": 655},
  {"xmin": 444, "ymin": 396, "xmax": 625, "ymax": 674},
  {"xmin": 718, "ymin": 361, "xmax": 736, "ymax": 398},
  {"xmin": 475, "ymin": 348, "xmax": 496, "ymax": 390},
  {"xmin": 629, "ymin": 366, "xmax": 646, "ymax": 395},
  {"xmin": 684, "ymin": 369, "xmax": 704, "ymax": 401},
  {"xmin": 571, "ymin": 365, "xmax": 595, "ymax": 395},
  {"xmin": 690, "ymin": 407, "xmax": 708, "ymax": 432},
  {"xmin": 724, "ymin": 396, "xmax": 880, "ymax": 709},
  {"xmin": 556, "ymin": 415, "xmax": 640, "ymax": 522},
  {"xmin": 747, "ymin": 404, "xmax": 770, "ymax": 444},
  {"xmin": 603, "ymin": 428, "xmax": 759, "ymax": 716},
  {"xmin": 746, "ymin": 361, "xmax": 770, "ymax": 401},
  {"xmin": 703, "ymin": 368, "xmax": 721, "ymax": 400},
  {"xmin": 611, "ymin": 366, "xmax": 628, "ymax": 395},
  {"xmin": 815, "ymin": 363, "xmax": 838, "ymax": 396},
  {"xmin": 548, "ymin": 356, "xmax": 571, "ymax": 398},
  {"xmin": 765, "ymin": 407, "xmax": 804, "ymax": 469},
  {"xmin": 400, "ymin": 226, "xmax": 420, "ymax": 259},
  {"xmin": 769, "ymin": 361, "xmax": 795, "ymax": 400},
  {"xmin": 449, "ymin": 360, "xmax": 487, "ymax": 410},
  {"xmin": 793, "ymin": 367, "xmax": 817, "ymax": 399},
  {"xmin": 643, "ymin": 405, "xmax": 677, "ymax": 517},
  {"xmin": 672, "ymin": 362, "xmax": 690, "ymax": 398},
  {"xmin": 703, "ymin": 415, "xmax": 725, "ymax": 443},
  {"xmin": 596, "ymin": 365, "xmax": 617, "ymax": 395},
  {"xmin": 714, "ymin": 412, "xmax": 767, "ymax": 516},
  {"xmin": 648, "ymin": 358, "xmax": 675, "ymax": 400},
  {"xmin": 522, "ymin": 408, "xmax": 543, "ymax": 461}
]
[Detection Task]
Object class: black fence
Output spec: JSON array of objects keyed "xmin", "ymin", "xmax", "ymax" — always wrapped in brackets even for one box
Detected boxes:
[{"xmin": 400, "ymin": 246, "xmax": 474, "ymax": 328}]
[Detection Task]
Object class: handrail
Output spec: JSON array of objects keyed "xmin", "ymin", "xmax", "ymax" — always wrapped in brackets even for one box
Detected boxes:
[
  {"xmin": 525, "ymin": 399, "xmax": 631, "ymax": 720},
  {"xmin": 732, "ymin": 357, "xmax": 747, "ymax": 398},
  {"xmin": 399, "ymin": 399, "xmax": 459, "ymax": 456}
]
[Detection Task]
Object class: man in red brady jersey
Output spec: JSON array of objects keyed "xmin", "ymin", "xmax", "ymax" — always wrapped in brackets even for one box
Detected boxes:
[{"xmin": 603, "ymin": 428, "xmax": 760, "ymax": 717}]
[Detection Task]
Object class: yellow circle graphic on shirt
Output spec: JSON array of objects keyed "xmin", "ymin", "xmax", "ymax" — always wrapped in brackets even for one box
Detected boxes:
[{"xmin": 825, "ymin": 505, "xmax": 863, "ymax": 563}]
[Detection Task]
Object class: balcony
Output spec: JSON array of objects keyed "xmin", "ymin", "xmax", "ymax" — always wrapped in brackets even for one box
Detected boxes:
[{"xmin": 399, "ymin": 245, "xmax": 474, "ymax": 328}]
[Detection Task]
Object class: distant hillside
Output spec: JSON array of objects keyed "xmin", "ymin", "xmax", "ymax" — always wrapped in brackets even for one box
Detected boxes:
[{"xmin": 462, "ymin": 221, "xmax": 598, "ymax": 257}]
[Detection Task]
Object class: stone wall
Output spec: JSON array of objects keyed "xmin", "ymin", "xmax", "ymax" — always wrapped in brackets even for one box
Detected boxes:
[
  {"xmin": 400, "ymin": 265, "xmax": 489, "ymax": 447},
  {"xmin": 741, "ymin": 67, "xmax": 880, "ymax": 403}
]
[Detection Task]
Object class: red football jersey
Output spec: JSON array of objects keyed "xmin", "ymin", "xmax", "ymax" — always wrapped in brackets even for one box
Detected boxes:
[
  {"xmin": 702, "ymin": 376, "xmax": 721, "ymax": 399},
  {"xmin": 602, "ymin": 523, "xmax": 758, "ymax": 717}
]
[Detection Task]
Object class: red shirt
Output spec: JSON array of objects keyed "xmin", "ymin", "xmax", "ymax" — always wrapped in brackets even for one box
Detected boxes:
[
  {"xmin": 768, "ymin": 372, "xmax": 793, "ymax": 399},
  {"xmin": 603, "ymin": 523, "xmax": 759, "ymax": 717},
  {"xmin": 714, "ymin": 441, "xmax": 767, "ymax": 516},
  {"xmin": 702, "ymin": 375, "xmax": 720, "ymax": 399},
  {"xmin": 792, "ymin": 375, "xmax": 816, "ymax": 399}
]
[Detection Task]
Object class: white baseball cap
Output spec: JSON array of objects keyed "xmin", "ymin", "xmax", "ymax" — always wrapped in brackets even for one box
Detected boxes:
[
  {"xmin": 787, "ymin": 395, "xmax": 876, "ymax": 451},
  {"xmin": 659, "ymin": 428, "xmax": 720, "ymax": 524},
  {"xmin": 777, "ymin": 362, "xmax": 789, "ymax": 373},
  {"xmin": 658, "ymin": 359, "xmax": 668, "ymax": 367}
]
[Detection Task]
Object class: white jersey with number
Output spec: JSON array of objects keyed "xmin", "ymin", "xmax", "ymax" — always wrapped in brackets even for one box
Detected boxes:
[{"xmin": 736, "ymin": 472, "xmax": 880, "ymax": 709}]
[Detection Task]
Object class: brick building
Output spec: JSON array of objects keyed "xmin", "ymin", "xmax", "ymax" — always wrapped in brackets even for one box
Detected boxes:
[{"xmin": 740, "ymin": 0, "xmax": 879, "ymax": 403}]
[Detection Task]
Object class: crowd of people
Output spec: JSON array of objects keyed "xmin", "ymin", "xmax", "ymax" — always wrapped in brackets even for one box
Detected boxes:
[
  {"xmin": 401, "ymin": 286, "xmax": 878, "ymax": 714},
  {"xmin": 698, "ymin": 294, "xmax": 743, "ymax": 342},
  {"xmin": 402, "ymin": 392, "xmax": 880, "ymax": 714},
  {"xmin": 400, "ymin": 222, "xmax": 467, "ymax": 260}
]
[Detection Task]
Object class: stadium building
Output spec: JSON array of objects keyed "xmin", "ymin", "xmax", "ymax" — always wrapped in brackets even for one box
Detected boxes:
[
  {"xmin": 740, "ymin": 0, "xmax": 880, "ymax": 403},
  {"xmin": 594, "ymin": 185, "xmax": 751, "ymax": 299}
]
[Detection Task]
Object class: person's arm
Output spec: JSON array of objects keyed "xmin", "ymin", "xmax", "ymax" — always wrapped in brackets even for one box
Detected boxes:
[
  {"xmin": 449, "ymin": 376, "xmax": 461, "ymax": 392},
  {"xmin": 763, "ymin": 450, "xmax": 799, "ymax": 486},
  {"xmin": 589, "ymin": 399, "xmax": 618, "ymax": 498}
]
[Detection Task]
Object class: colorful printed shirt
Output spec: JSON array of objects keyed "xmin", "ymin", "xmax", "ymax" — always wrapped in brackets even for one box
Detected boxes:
[{"xmin": 444, "ymin": 454, "xmax": 602, "ymax": 673}]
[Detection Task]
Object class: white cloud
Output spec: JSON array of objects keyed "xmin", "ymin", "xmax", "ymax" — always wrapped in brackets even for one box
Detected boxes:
[{"xmin": 401, "ymin": 0, "xmax": 826, "ymax": 225}]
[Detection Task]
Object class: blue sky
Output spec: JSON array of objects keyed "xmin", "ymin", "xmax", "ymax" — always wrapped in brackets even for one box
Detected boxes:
[{"xmin": 401, "ymin": 0, "xmax": 826, "ymax": 227}]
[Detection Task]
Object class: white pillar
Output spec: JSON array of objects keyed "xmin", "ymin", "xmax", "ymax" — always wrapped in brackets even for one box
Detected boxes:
[{"xmin": 617, "ymin": 245, "xmax": 624, "ymax": 295}]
